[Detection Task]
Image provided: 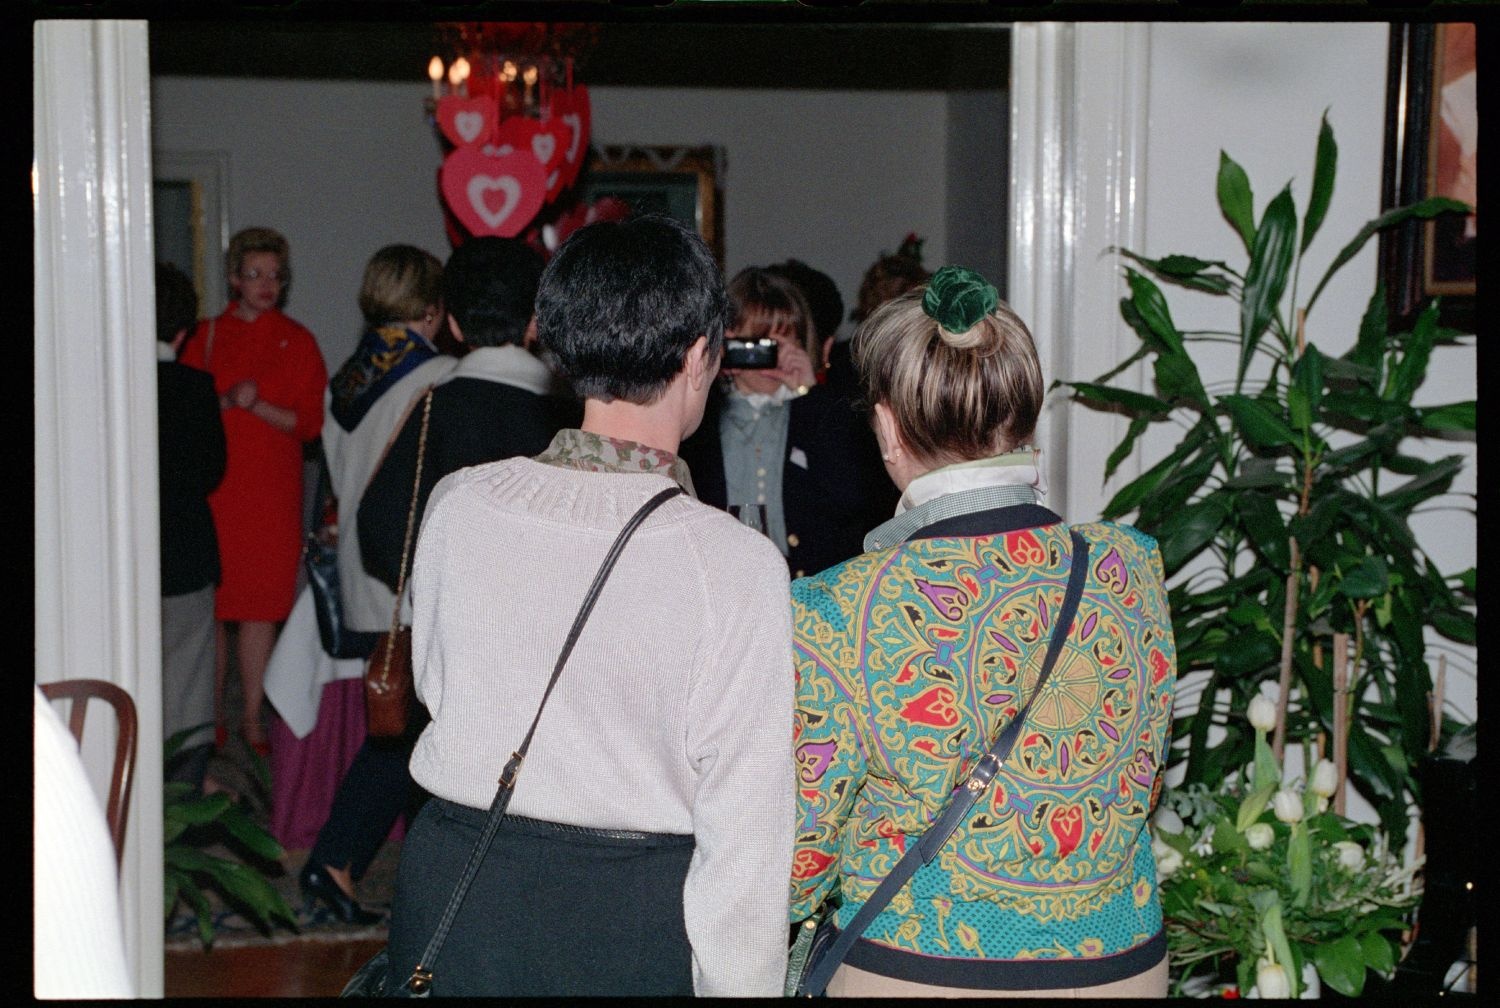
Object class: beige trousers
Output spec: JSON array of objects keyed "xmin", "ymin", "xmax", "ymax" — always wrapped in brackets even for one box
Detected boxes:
[{"xmin": 827, "ymin": 954, "xmax": 1169, "ymax": 999}]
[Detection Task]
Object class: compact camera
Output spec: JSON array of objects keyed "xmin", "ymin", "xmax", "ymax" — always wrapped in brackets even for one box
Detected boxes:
[{"xmin": 722, "ymin": 336, "xmax": 778, "ymax": 370}]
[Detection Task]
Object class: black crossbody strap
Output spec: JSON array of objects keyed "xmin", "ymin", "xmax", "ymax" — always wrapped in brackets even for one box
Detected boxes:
[
  {"xmin": 798, "ymin": 529, "xmax": 1091, "ymax": 997},
  {"xmin": 397, "ymin": 485, "xmax": 685, "ymax": 996}
]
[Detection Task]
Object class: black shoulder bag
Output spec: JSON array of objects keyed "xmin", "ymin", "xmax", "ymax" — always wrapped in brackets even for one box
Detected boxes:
[
  {"xmin": 788, "ymin": 529, "xmax": 1091, "ymax": 997},
  {"xmin": 341, "ymin": 485, "xmax": 686, "ymax": 998}
]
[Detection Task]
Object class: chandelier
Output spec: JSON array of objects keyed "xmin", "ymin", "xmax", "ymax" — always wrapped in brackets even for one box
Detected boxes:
[{"xmin": 426, "ymin": 23, "xmax": 599, "ymax": 242}]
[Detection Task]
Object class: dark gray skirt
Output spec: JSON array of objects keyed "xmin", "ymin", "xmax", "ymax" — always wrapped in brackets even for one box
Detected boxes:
[{"xmin": 387, "ymin": 797, "xmax": 695, "ymax": 997}]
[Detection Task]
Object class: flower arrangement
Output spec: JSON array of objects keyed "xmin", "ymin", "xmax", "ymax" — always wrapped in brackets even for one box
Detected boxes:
[{"xmin": 1153, "ymin": 694, "xmax": 1422, "ymax": 997}]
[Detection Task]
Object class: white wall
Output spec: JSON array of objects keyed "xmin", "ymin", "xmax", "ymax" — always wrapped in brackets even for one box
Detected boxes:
[{"xmin": 151, "ymin": 77, "xmax": 965, "ymax": 366}]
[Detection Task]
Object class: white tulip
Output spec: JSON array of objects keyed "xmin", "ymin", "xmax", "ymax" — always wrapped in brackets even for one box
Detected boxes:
[
  {"xmin": 1310, "ymin": 759, "xmax": 1339, "ymax": 798},
  {"xmin": 1333, "ymin": 840, "xmax": 1365, "ymax": 871},
  {"xmin": 1154, "ymin": 807, "xmax": 1185, "ymax": 835},
  {"xmin": 1255, "ymin": 960, "xmax": 1292, "ymax": 999},
  {"xmin": 1248, "ymin": 694, "xmax": 1278, "ymax": 733},
  {"xmin": 1272, "ymin": 788, "xmax": 1303, "ymax": 823},
  {"xmin": 1152, "ymin": 837, "xmax": 1184, "ymax": 878},
  {"xmin": 1245, "ymin": 822, "xmax": 1275, "ymax": 850}
]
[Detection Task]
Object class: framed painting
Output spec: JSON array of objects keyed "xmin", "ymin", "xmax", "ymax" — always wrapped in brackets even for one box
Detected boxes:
[
  {"xmin": 152, "ymin": 151, "xmax": 231, "ymax": 319},
  {"xmin": 1380, "ymin": 23, "xmax": 1476, "ymax": 331},
  {"xmin": 579, "ymin": 145, "xmax": 725, "ymax": 265}
]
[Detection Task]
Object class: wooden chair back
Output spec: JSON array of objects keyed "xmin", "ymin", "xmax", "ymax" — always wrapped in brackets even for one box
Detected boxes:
[{"xmin": 38, "ymin": 678, "xmax": 137, "ymax": 867}]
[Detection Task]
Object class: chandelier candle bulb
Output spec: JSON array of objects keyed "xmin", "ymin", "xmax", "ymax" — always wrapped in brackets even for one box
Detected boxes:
[{"xmin": 428, "ymin": 56, "xmax": 443, "ymax": 101}]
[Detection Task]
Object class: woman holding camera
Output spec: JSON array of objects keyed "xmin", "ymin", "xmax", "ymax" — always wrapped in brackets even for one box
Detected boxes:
[
  {"xmin": 788, "ymin": 267, "xmax": 1176, "ymax": 997},
  {"xmin": 679, "ymin": 267, "xmax": 895, "ymax": 579}
]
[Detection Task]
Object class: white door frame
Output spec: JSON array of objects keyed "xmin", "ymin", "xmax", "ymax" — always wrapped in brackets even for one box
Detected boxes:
[{"xmin": 34, "ymin": 19, "xmax": 163, "ymax": 997}]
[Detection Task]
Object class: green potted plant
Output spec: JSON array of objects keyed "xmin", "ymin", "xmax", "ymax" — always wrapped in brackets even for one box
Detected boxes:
[
  {"xmin": 1153, "ymin": 695, "xmax": 1421, "ymax": 997},
  {"xmin": 1060, "ymin": 114, "xmax": 1475, "ymax": 846},
  {"xmin": 164, "ymin": 727, "xmax": 299, "ymax": 948}
]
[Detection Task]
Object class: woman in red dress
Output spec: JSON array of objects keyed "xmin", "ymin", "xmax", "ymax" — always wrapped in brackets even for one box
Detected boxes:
[{"xmin": 180, "ymin": 227, "xmax": 327, "ymax": 754}]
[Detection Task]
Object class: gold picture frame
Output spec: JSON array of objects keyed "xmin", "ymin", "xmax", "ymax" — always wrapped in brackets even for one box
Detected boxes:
[{"xmin": 580, "ymin": 145, "xmax": 725, "ymax": 266}]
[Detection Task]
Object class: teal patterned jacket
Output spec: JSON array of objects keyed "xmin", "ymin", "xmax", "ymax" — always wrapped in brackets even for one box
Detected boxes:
[{"xmin": 789, "ymin": 512, "xmax": 1175, "ymax": 977}]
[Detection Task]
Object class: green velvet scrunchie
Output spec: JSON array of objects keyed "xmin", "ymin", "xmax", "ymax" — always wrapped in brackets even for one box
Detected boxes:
[{"xmin": 922, "ymin": 265, "xmax": 999, "ymax": 334}]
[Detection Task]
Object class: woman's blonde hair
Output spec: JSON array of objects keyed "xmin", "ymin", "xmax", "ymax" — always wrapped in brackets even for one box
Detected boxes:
[
  {"xmin": 226, "ymin": 226, "xmax": 289, "ymax": 280},
  {"xmin": 357, "ymin": 244, "xmax": 444, "ymax": 326},
  {"xmin": 852, "ymin": 287, "xmax": 1043, "ymax": 464}
]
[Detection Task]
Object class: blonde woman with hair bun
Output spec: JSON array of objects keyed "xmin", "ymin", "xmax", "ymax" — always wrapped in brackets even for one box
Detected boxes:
[{"xmin": 789, "ymin": 266, "xmax": 1176, "ymax": 998}]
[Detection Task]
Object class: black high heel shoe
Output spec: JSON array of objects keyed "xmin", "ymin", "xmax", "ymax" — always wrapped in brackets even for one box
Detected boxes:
[{"xmin": 299, "ymin": 864, "xmax": 383, "ymax": 926}]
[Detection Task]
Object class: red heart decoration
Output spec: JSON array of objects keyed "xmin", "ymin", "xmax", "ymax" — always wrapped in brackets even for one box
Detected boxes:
[
  {"xmin": 439, "ymin": 145, "xmax": 547, "ymax": 239},
  {"xmin": 550, "ymin": 85, "xmax": 591, "ymax": 189},
  {"xmin": 436, "ymin": 96, "xmax": 498, "ymax": 149},
  {"xmin": 1049, "ymin": 805, "xmax": 1084, "ymax": 857}
]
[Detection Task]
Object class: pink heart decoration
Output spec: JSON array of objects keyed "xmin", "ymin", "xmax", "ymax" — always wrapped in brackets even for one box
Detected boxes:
[
  {"xmin": 436, "ymin": 96, "xmax": 498, "ymax": 148},
  {"xmin": 439, "ymin": 145, "xmax": 547, "ymax": 238},
  {"xmin": 550, "ymin": 85, "xmax": 591, "ymax": 189}
]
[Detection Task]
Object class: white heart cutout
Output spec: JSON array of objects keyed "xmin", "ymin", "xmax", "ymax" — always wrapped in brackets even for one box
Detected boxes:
[
  {"xmin": 467, "ymin": 175, "xmax": 522, "ymax": 229},
  {"xmin": 532, "ymin": 133, "xmax": 557, "ymax": 165},
  {"xmin": 547, "ymin": 170, "xmax": 560, "ymax": 191},
  {"xmin": 562, "ymin": 114, "xmax": 582, "ymax": 160},
  {"xmin": 455, "ymin": 112, "xmax": 484, "ymax": 144}
]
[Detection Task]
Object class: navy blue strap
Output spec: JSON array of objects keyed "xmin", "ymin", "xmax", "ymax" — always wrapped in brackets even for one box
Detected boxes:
[{"xmin": 798, "ymin": 530, "xmax": 1091, "ymax": 997}]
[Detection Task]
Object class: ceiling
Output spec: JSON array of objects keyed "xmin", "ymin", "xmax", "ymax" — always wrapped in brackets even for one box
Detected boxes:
[{"xmin": 148, "ymin": 20, "xmax": 1010, "ymax": 91}]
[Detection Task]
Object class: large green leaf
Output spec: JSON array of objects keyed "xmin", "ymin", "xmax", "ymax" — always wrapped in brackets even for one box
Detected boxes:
[
  {"xmin": 1117, "ymin": 248, "xmax": 1236, "ymax": 294},
  {"xmin": 1389, "ymin": 301, "xmax": 1439, "ymax": 405},
  {"xmin": 1217, "ymin": 151, "xmax": 1257, "ymax": 251},
  {"xmin": 1377, "ymin": 455, "xmax": 1463, "ymax": 511},
  {"xmin": 1339, "ymin": 556, "xmax": 1390, "ymax": 599},
  {"xmin": 1430, "ymin": 607, "xmax": 1476, "ymax": 645},
  {"xmin": 1360, "ymin": 932, "xmax": 1397, "ymax": 976},
  {"xmin": 1235, "ymin": 491, "xmax": 1290, "ymax": 570},
  {"xmin": 1238, "ymin": 186, "xmax": 1298, "ymax": 388},
  {"xmin": 1062, "ymin": 381, "xmax": 1173, "ymax": 416},
  {"xmin": 165, "ymin": 793, "xmax": 232, "ymax": 827},
  {"xmin": 1154, "ymin": 352, "xmax": 1211, "ymax": 412},
  {"xmin": 1306, "ymin": 197, "xmax": 1469, "ymax": 312},
  {"xmin": 1347, "ymin": 284, "xmax": 1389, "ymax": 375},
  {"xmin": 1102, "ymin": 419, "xmax": 1214, "ymax": 518},
  {"xmin": 1314, "ymin": 934, "xmax": 1368, "ymax": 997},
  {"xmin": 1126, "ymin": 269, "xmax": 1187, "ymax": 354},
  {"xmin": 1301, "ymin": 113, "xmax": 1338, "ymax": 255},
  {"xmin": 1105, "ymin": 416, "xmax": 1152, "ymax": 482},
  {"xmin": 1220, "ymin": 394, "xmax": 1299, "ymax": 450},
  {"xmin": 1415, "ymin": 401, "xmax": 1476, "ymax": 433},
  {"xmin": 1288, "ymin": 344, "xmax": 1325, "ymax": 431},
  {"xmin": 218, "ymin": 804, "xmax": 285, "ymax": 862}
]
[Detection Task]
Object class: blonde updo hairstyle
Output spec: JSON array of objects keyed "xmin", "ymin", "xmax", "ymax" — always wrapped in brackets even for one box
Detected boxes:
[{"xmin": 852, "ymin": 287, "xmax": 1044, "ymax": 466}]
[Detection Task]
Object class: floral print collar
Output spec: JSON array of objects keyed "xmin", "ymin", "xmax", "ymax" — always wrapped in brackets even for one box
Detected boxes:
[{"xmin": 536, "ymin": 428, "xmax": 696, "ymax": 495}]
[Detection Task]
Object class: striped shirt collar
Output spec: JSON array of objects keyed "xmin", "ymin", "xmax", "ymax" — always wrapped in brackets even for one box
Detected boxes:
[{"xmin": 864, "ymin": 450, "xmax": 1046, "ymax": 552}]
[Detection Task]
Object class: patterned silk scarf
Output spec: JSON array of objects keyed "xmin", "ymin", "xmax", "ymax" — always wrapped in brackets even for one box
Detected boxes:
[{"xmin": 329, "ymin": 324, "xmax": 440, "ymax": 432}]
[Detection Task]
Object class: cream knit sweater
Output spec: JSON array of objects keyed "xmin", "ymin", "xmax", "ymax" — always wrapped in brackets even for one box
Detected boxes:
[{"xmin": 408, "ymin": 458, "xmax": 796, "ymax": 996}]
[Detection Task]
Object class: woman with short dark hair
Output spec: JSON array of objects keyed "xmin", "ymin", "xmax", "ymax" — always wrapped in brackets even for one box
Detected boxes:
[
  {"xmin": 789, "ymin": 267, "xmax": 1176, "ymax": 997},
  {"xmin": 385, "ymin": 215, "xmax": 795, "ymax": 996}
]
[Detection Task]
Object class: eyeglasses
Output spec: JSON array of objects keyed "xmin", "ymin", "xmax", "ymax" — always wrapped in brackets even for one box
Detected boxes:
[{"xmin": 238, "ymin": 268, "xmax": 289, "ymax": 284}]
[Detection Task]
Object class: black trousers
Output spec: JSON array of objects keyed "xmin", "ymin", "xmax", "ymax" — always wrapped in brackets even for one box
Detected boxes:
[
  {"xmin": 387, "ymin": 798, "xmax": 695, "ymax": 997},
  {"xmin": 308, "ymin": 711, "xmax": 428, "ymax": 882}
]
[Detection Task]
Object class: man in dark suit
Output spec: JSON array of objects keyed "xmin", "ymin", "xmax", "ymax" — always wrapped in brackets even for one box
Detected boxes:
[{"xmin": 156, "ymin": 262, "xmax": 227, "ymax": 790}]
